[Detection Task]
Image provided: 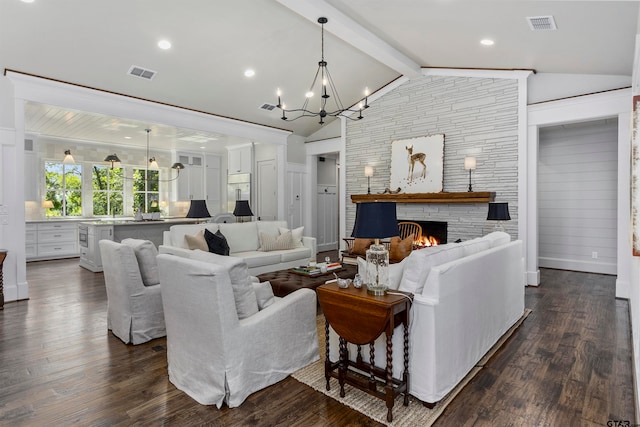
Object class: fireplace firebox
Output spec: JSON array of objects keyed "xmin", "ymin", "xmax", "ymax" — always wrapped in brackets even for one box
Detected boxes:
[{"xmin": 398, "ymin": 220, "xmax": 447, "ymax": 245}]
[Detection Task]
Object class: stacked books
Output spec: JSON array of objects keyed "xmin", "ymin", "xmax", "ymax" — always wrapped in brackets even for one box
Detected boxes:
[{"xmin": 292, "ymin": 262, "xmax": 342, "ymax": 276}]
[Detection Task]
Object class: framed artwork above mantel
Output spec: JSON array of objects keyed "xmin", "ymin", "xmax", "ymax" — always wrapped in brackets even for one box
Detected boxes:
[{"xmin": 390, "ymin": 134, "xmax": 445, "ymax": 194}]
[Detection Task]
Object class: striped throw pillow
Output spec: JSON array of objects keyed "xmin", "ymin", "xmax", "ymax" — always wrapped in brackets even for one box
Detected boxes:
[{"xmin": 259, "ymin": 230, "xmax": 296, "ymax": 252}]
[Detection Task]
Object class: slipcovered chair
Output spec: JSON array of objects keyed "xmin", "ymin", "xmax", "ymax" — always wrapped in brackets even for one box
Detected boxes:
[
  {"xmin": 99, "ymin": 239, "xmax": 166, "ymax": 344},
  {"xmin": 157, "ymin": 253, "xmax": 319, "ymax": 408}
]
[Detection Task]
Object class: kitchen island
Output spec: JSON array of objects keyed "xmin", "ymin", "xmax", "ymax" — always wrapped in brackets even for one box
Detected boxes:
[{"xmin": 79, "ymin": 218, "xmax": 204, "ymax": 272}]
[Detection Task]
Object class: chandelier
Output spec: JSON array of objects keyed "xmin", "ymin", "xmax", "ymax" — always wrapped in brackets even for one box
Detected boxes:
[
  {"xmin": 103, "ymin": 128, "xmax": 185, "ymax": 182},
  {"xmin": 276, "ymin": 17, "xmax": 369, "ymax": 125}
]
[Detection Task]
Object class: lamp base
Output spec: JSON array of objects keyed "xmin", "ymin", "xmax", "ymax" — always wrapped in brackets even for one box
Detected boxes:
[
  {"xmin": 493, "ymin": 221, "xmax": 505, "ymax": 232},
  {"xmin": 365, "ymin": 243, "xmax": 389, "ymax": 296}
]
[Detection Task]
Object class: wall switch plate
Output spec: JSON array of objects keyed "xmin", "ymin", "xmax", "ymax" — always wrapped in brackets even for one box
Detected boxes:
[{"xmin": 592, "ymin": 251, "xmax": 598, "ymax": 259}]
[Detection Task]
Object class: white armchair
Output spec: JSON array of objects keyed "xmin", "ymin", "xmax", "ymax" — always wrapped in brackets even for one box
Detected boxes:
[
  {"xmin": 157, "ymin": 253, "xmax": 319, "ymax": 408},
  {"xmin": 99, "ymin": 239, "xmax": 166, "ymax": 344}
]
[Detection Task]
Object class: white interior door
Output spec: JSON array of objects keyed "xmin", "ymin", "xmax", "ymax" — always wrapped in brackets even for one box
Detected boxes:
[
  {"xmin": 257, "ymin": 159, "xmax": 277, "ymax": 221},
  {"xmin": 286, "ymin": 167, "xmax": 305, "ymax": 228}
]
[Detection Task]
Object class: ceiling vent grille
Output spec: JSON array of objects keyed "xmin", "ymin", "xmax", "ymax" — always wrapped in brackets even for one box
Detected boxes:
[
  {"xmin": 526, "ymin": 15, "xmax": 557, "ymax": 31},
  {"xmin": 128, "ymin": 65, "xmax": 157, "ymax": 80},
  {"xmin": 259, "ymin": 103, "xmax": 276, "ymax": 111}
]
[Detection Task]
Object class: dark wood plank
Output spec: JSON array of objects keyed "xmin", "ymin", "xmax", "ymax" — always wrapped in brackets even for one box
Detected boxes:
[{"xmin": 0, "ymin": 255, "xmax": 634, "ymax": 426}]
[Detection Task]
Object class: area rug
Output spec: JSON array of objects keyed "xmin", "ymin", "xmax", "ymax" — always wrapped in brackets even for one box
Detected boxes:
[{"xmin": 292, "ymin": 309, "xmax": 532, "ymax": 427}]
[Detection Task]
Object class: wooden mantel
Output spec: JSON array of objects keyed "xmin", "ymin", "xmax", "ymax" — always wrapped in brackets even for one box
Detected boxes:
[{"xmin": 350, "ymin": 191, "xmax": 495, "ymax": 204}]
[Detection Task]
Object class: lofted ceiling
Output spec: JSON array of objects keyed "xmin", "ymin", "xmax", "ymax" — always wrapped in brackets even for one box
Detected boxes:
[{"xmin": 1, "ymin": 0, "xmax": 638, "ymax": 152}]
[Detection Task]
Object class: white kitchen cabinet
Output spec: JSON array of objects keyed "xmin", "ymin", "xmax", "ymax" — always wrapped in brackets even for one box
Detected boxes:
[
  {"xmin": 26, "ymin": 221, "xmax": 80, "ymax": 261},
  {"xmin": 79, "ymin": 223, "xmax": 113, "ymax": 272},
  {"xmin": 227, "ymin": 146, "xmax": 252, "ymax": 174},
  {"xmin": 176, "ymin": 152, "xmax": 204, "ymax": 200}
]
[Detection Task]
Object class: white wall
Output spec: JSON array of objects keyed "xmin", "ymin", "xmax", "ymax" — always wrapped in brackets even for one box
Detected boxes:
[
  {"xmin": 538, "ymin": 119, "xmax": 619, "ymax": 275},
  {"xmin": 528, "ymin": 73, "xmax": 631, "ymax": 105},
  {"xmin": 344, "ymin": 71, "xmax": 525, "ymax": 243},
  {"xmin": 317, "ymin": 156, "xmax": 337, "ymax": 185}
]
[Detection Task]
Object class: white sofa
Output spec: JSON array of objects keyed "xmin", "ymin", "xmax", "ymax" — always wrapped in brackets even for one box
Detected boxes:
[
  {"xmin": 159, "ymin": 221, "xmax": 316, "ymax": 275},
  {"xmin": 329, "ymin": 231, "xmax": 525, "ymax": 405}
]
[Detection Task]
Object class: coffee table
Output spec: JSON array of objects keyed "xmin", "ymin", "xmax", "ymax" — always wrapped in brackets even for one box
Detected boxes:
[{"xmin": 257, "ymin": 264, "xmax": 357, "ymax": 297}]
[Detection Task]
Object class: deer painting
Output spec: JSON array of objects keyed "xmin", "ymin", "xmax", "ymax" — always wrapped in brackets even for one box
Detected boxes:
[{"xmin": 406, "ymin": 145, "xmax": 426, "ymax": 182}]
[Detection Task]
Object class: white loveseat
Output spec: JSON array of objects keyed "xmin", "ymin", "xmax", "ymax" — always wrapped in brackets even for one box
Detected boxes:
[
  {"xmin": 159, "ymin": 221, "xmax": 316, "ymax": 275},
  {"xmin": 330, "ymin": 231, "xmax": 525, "ymax": 405}
]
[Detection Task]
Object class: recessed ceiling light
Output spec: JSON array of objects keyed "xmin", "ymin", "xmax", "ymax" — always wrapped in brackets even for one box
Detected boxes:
[
  {"xmin": 480, "ymin": 39, "xmax": 495, "ymax": 46},
  {"xmin": 21, "ymin": 0, "xmax": 35, "ymax": 3},
  {"xmin": 158, "ymin": 40, "xmax": 172, "ymax": 50},
  {"xmin": 244, "ymin": 69, "xmax": 255, "ymax": 77},
  {"xmin": 124, "ymin": 136, "xmax": 132, "ymax": 139}
]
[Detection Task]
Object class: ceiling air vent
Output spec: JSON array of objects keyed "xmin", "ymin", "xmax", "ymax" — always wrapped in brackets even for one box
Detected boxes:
[
  {"xmin": 127, "ymin": 65, "xmax": 157, "ymax": 80},
  {"xmin": 526, "ymin": 15, "xmax": 557, "ymax": 31},
  {"xmin": 259, "ymin": 103, "xmax": 277, "ymax": 111}
]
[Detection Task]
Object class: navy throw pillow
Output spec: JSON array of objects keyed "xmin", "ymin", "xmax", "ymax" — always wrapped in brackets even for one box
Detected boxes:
[{"xmin": 204, "ymin": 229, "xmax": 230, "ymax": 256}]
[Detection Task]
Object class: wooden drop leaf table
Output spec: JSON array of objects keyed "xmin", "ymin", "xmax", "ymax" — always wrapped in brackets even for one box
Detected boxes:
[{"xmin": 317, "ymin": 282, "xmax": 412, "ymax": 422}]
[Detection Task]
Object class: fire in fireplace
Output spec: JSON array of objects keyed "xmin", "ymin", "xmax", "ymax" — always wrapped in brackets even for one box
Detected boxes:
[{"xmin": 398, "ymin": 220, "xmax": 447, "ymax": 247}]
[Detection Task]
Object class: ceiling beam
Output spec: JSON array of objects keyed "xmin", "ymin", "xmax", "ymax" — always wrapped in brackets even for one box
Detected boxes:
[{"xmin": 275, "ymin": 0, "xmax": 422, "ymax": 79}]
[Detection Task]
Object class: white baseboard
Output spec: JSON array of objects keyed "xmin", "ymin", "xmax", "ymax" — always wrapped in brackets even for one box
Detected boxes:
[
  {"xmin": 539, "ymin": 257, "xmax": 616, "ymax": 275},
  {"xmin": 4, "ymin": 280, "xmax": 29, "ymax": 303}
]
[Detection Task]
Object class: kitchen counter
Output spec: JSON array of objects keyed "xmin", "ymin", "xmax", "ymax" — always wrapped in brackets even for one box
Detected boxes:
[
  {"xmin": 79, "ymin": 217, "xmax": 204, "ymax": 226},
  {"xmin": 78, "ymin": 217, "xmax": 204, "ymax": 272}
]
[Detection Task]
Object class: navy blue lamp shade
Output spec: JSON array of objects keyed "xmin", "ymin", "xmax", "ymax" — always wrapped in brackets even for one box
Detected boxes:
[
  {"xmin": 186, "ymin": 200, "xmax": 211, "ymax": 218},
  {"xmin": 351, "ymin": 202, "xmax": 399, "ymax": 239},
  {"xmin": 233, "ymin": 200, "xmax": 254, "ymax": 217},
  {"xmin": 487, "ymin": 202, "xmax": 510, "ymax": 221}
]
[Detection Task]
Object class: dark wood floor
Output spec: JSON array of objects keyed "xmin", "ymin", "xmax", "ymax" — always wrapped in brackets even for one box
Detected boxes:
[{"xmin": 0, "ymin": 256, "xmax": 635, "ymax": 426}]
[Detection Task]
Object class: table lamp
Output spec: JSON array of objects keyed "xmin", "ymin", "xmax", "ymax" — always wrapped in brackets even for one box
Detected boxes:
[
  {"xmin": 233, "ymin": 200, "xmax": 253, "ymax": 223},
  {"xmin": 487, "ymin": 202, "xmax": 510, "ymax": 232},
  {"xmin": 185, "ymin": 200, "xmax": 211, "ymax": 219},
  {"xmin": 351, "ymin": 202, "xmax": 399, "ymax": 295},
  {"xmin": 464, "ymin": 156, "xmax": 476, "ymax": 192},
  {"xmin": 42, "ymin": 200, "xmax": 54, "ymax": 218},
  {"xmin": 364, "ymin": 166, "xmax": 374, "ymax": 194}
]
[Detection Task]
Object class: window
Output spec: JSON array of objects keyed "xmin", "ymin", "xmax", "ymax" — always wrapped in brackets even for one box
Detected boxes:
[
  {"xmin": 92, "ymin": 165, "xmax": 123, "ymax": 216},
  {"xmin": 44, "ymin": 162, "xmax": 83, "ymax": 216},
  {"xmin": 133, "ymin": 168, "xmax": 159, "ymax": 212}
]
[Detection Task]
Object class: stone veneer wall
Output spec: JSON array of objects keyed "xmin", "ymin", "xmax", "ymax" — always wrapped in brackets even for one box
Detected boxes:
[{"xmin": 345, "ymin": 75, "xmax": 519, "ymax": 242}]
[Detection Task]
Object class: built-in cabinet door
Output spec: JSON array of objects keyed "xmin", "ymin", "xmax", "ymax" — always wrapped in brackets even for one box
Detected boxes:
[
  {"xmin": 228, "ymin": 146, "xmax": 252, "ymax": 174},
  {"xmin": 256, "ymin": 159, "xmax": 277, "ymax": 221},
  {"xmin": 176, "ymin": 153, "xmax": 204, "ymax": 200},
  {"xmin": 205, "ymin": 155, "xmax": 221, "ymax": 214}
]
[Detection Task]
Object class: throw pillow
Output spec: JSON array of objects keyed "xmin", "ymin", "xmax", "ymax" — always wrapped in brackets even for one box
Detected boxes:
[
  {"xmin": 389, "ymin": 236, "xmax": 413, "ymax": 262},
  {"xmin": 351, "ymin": 238, "xmax": 375, "ymax": 256},
  {"xmin": 184, "ymin": 229, "xmax": 208, "ymax": 251},
  {"xmin": 189, "ymin": 250, "xmax": 259, "ymax": 319},
  {"xmin": 252, "ymin": 281, "xmax": 275, "ymax": 310},
  {"xmin": 259, "ymin": 230, "xmax": 296, "ymax": 252},
  {"xmin": 204, "ymin": 229, "xmax": 230, "ymax": 256},
  {"xmin": 278, "ymin": 226, "xmax": 305, "ymax": 248},
  {"xmin": 120, "ymin": 238, "xmax": 159, "ymax": 286}
]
